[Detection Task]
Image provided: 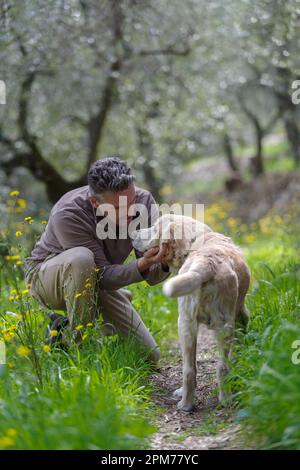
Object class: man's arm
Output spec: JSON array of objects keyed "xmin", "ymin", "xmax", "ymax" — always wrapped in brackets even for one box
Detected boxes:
[{"xmin": 52, "ymin": 211, "xmax": 167, "ymax": 290}]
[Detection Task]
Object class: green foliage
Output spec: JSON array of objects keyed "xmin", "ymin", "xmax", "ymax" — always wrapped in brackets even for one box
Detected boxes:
[
  {"xmin": 0, "ymin": 261, "xmax": 157, "ymax": 449},
  {"xmin": 227, "ymin": 228, "xmax": 300, "ymax": 449},
  {"xmin": 1, "ymin": 189, "xmax": 300, "ymax": 449}
]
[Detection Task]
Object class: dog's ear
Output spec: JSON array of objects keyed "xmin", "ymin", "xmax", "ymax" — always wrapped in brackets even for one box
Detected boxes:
[
  {"xmin": 160, "ymin": 219, "xmax": 176, "ymax": 242},
  {"xmin": 173, "ymin": 220, "xmax": 198, "ymax": 254}
]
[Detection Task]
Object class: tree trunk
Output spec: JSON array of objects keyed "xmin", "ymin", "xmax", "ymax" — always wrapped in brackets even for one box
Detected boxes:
[
  {"xmin": 251, "ymin": 126, "xmax": 264, "ymax": 176},
  {"xmin": 136, "ymin": 126, "xmax": 162, "ymax": 203},
  {"xmin": 284, "ymin": 114, "xmax": 300, "ymax": 167},
  {"xmin": 223, "ymin": 133, "xmax": 239, "ymax": 172}
]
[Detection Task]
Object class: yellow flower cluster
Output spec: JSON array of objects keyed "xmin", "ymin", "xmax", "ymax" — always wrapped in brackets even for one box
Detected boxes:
[
  {"xmin": 8, "ymin": 289, "xmax": 20, "ymax": 301},
  {"xmin": 1, "ymin": 324, "xmax": 17, "ymax": 342},
  {"xmin": 5, "ymin": 254, "xmax": 20, "ymax": 261},
  {"xmin": 6, "ymin": 197, "xmax": 27, "ymax": 213},
  {"xmin": 16, "ymin": 345, "xmax": 31, "ymax": 357},
  {"xmin": 24, "ymin": 216, "xmax": 33, "ymax": 225},
  {"xmin": 0, "ymin": 428, "xmax": 17, "ymax": 448}
]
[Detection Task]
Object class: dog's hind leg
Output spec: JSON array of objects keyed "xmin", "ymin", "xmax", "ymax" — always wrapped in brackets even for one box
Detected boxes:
[
  {"xmin": 235, "ymin": 303, "xmax": 250, "ymax": 332},
  {"xmin": 216, "ymin": 322, "xmax": 235, "ymax": 403},
  {"xmin": 215, "ymin": 267, "xmax": 238, "ymax": 403},
  {"xmin": 175, "ymin": 296, "xmax": 198, "ymax": 412}
]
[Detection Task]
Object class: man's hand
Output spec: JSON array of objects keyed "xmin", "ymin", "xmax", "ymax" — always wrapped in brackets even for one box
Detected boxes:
[{"xmin": 137, "ymin": 244, "xmax": 170, "ymax": 273}]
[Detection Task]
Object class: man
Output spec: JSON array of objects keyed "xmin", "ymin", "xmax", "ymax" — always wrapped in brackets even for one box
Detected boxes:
[{"xmin": 25, "ymin": 156, "xmax": 170, "ymax": 363}]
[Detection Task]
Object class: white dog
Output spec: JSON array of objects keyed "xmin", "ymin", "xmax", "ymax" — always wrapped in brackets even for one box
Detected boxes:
[{"xmin": 132, "ymin": 214, "xmax": 250, "ymax": 411}]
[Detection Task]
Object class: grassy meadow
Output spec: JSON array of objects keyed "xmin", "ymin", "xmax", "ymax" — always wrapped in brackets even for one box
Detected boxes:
[{"xmin": 0, "ymin": 188, "xmax": 300, "ymax": 449}]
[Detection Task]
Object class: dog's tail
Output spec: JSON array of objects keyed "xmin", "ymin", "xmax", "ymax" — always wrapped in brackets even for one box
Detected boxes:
[{"xmin": 163, "ymin": 270, "xmax": 213, "ymax": 298}]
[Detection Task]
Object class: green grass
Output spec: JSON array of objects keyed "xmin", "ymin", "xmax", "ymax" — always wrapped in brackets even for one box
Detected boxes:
[
  {"xmin": 0, "ymin": 255, "xmax": 178, "ymax": 450},
  {"xmin": 0, "ymin": 296, "xmax": 156, "ymax": 449},
  {"xmin": 226, "ymin": 227, "xmax": 300, "ymax": 449},
  {"xmin": 1, "ymin": 191, "xmax": 300, "ymax": 449},
  {"xmin": 0, "ymin": 342, "xmax": 154, "ymax": 450},
  {"xmin": 195, "ymin": 411, "xmax": 229, "ymax": 436}
]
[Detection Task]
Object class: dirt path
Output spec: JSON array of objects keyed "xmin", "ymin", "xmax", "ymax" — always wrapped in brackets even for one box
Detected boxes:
[{"xmin": 150, "ymin": 325, "xmax": 247, "ymax": 450}]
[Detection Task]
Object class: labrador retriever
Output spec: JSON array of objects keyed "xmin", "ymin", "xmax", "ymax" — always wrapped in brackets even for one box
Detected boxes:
[{"xmin": 131, "ymin": 214, "xmax": 250, "ymax": 411}]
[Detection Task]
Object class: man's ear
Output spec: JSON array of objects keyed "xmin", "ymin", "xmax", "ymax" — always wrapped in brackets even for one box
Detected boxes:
[{"xmin": 88, "ymin": 196, "xmax": 100, "ymax": 208}]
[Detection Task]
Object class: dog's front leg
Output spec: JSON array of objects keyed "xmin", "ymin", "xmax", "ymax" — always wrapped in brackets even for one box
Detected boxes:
[{"xmin": 175, "ymin": 297, "xmax": 198, "ymax": 412}]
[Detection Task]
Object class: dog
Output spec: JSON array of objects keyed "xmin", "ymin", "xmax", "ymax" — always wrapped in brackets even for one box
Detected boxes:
[{"xmin": 131, "ymin": 214, "xmax": 250, "ymax": 411}]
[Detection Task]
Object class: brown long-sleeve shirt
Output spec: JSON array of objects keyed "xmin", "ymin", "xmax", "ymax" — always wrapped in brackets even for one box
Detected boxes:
[{"xmin": 24, "ymin": 185, "xmax": 169, "ymax": 290}]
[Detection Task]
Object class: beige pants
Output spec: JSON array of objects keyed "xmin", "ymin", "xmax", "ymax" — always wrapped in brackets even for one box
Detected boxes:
[{"xmin": 29, "ymin": 247, "xmax": 159, "ymax": 363}]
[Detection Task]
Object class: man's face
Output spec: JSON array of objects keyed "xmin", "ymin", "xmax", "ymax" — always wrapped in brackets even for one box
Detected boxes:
[{"xmin": 89, "ymin": 184, "xmax": 136, "ymax": 226}]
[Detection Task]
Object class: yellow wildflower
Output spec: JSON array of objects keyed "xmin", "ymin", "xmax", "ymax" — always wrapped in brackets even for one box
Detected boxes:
[
  {"xmin": 24, "ymin": 216, "xmax": 32, "ymax": 221},
  {"xmin": 9, "ymin": 190, "xmax": 19, "ymax": 197},
  {"xmin": 5, "ymin": 255, "xmax": 20, "ymax": 260},
  {"xmin": 4, "ymin": 333, "xmax": 14, "ymax": 342},
  {"xmin": 41, "ymin": 220, "xmax": 48, "ymax": 224},
  {"xmin": 16, "ymin": 198, "xmax": 27, "ymax": 210},
  {"xmin": 16, "ymin": 261, "xmax": 24, "ymax": 266},
  {"xmin": 22, "ymin": 289, "xmax": 29, "ymax": 295},
  {"xmin": 16, "ymin": 345, "xmax": 30, "ymax": 357},
  {"xmin": 2, "ymin": 325, "xmax": 16, "ymax": 334},
  {"xmin": 87, "ymin": 323, "xmax": 93, "ymax": 327},
  {"xmin": 50, "ymin": 330, "xmax": 58, "ymax": 337},
  {"xmin": 43, "ymin": 345, "xmax": 51, "ymax": 353},
  {"xmin": 5, "ymin": 429, "xmax": 17, "ymax": 438},
  {"xmin": 15, "ymin": 231, "xmax": 23, "ymax": 237},
  {"xmin": 9, "ymin": 294, "xmax": 20, "ymax": 301},
  {"xmin": 0, "ymin": 436, "xmax": 15, "ymax": 447},
  {"xmin": 75, "ymin": 325, "xmax": 84, "ymax": 331},
  {"xmin": 75, "ymin": 292, "xmax": 82, "ymax": 298},
  {"xmin": 82, "ymin": 333, "xmax": 88, "ymax": 341}
]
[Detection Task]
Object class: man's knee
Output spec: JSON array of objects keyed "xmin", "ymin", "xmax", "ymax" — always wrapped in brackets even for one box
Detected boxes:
[
  {"xmin": 70, "ymin": 247, "xmax": 95, "ymax": 268},
  {"xmin": 66, "ymin": 247, "xmax": 95, "ymax": 276},
  {"xmin": 64, "ymin": 247, "xmax": 96, "ymax": 290}
]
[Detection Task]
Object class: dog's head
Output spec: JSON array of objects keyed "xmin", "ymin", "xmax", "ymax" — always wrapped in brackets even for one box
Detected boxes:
[{"xmin": 131, "ymin": 214, "xmax": 210, "ymax": 269}]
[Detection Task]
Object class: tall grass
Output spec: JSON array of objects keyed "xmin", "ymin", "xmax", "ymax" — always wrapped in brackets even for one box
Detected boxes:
[
  {"xmin": 0, "ymin": 191, "xmax": 174, "ymax": 449},
  {"xmin": 0, "ymin": 275, "xmax": 156, "ymax": 449},
  {"xmin": 227, "ymin": 227, "xmax": 300, "ymax": 449},
  {"xmin": 0, "ymin": 247, "xmax": 176, "ymax": 449},
  {"xmin": 1, "ymin": 189, "xmax": 300, "ymax": 449}
]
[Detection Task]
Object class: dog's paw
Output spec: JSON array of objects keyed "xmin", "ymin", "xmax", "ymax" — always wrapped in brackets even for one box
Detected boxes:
[
  {"xmin": 173, "ymin": 387, "xmax": 183, "ymax": 399},
  {"xmin": 177, "ymin": 399, "xmax": 195, "ymax": 412}
]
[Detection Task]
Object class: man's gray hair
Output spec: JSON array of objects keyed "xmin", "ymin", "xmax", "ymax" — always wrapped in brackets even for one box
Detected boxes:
[{"xmin": 88, "ymin": 156, "xmax": 136, "ymax": 196}]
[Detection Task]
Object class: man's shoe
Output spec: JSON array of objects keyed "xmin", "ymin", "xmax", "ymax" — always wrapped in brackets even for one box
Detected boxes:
[{"xmin": 45, "ymin": 312, "xmax": 69, "ymax": 350}]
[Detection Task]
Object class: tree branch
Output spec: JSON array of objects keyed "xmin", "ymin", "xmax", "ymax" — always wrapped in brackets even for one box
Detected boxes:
[
  {"xmin": 85, "ymin": 0, "xmax": 124, "ymax": 169},
  {"xmin": 138, "ymin": 45, "xmax": 191, "ymax": 57}
]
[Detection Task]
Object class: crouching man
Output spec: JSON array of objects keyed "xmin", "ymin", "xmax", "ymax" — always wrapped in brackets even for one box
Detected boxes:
[{"xmin": 24, "ymin": 156, "xmax": 170, "ymax": 363}]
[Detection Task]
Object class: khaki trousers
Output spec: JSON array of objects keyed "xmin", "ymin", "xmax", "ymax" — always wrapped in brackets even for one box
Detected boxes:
[{"xmin": 29, "ymin": 246, "xmax": 159, "ymax": 363}]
